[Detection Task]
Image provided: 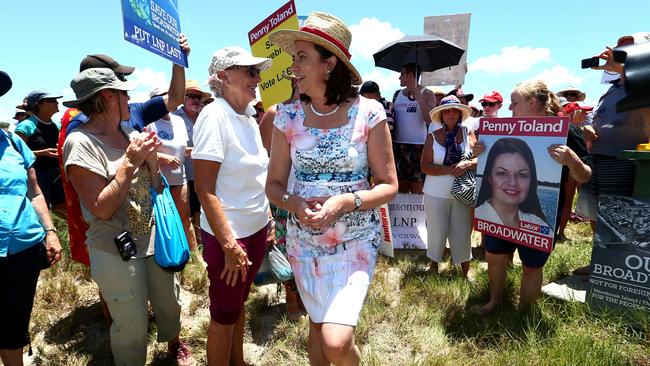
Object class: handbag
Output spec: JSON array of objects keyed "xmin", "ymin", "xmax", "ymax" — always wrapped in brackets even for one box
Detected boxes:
[
  {"xmin": 254, "ymin": 243, "xmax": 293, "ymax": 286},
  {"xmin": 451, "ymin": 151, "xmax": 477, "ymax": 207},
  {"xmin": 150, "ymin": 175, "xmax": 190, "ymax": 272},
  {"xmin": 452, "ymin": 168, "xmax": 476, "ymax": 206}
]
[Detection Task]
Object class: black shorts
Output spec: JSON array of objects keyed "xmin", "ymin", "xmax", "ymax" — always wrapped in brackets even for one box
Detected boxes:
[
  {"xmin": 0, "ymin": 243, "xmax": 45, "ymax": 349},
  {"xmin": 484, "ymin": 235, "xmax": 552, "ymax": 268},
  {"xmin": 187, "ymin": 180, "xmax": 201, "ymax": 215},
  {"xmin": 393, "ymin": 142, "xmax": 426, "ymax": 183}
]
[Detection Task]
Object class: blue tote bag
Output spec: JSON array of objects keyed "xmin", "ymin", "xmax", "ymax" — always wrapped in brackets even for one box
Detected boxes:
[{"xmin": 150, "ymin": 175, "xmax": 190, "ymax": 272}]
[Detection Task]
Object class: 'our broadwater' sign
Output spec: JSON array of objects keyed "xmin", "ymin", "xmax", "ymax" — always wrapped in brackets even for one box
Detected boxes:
[
  {"xmin": 121, "ymin": 0, "xmax": 188, "ymax": 67},
  {"xmin": 248, "ymin": 0, "xmax": 299, "ymax": 109},
  {"xmin": 587, "ymin": 196, "xmax": 650, "ymax": 323}
]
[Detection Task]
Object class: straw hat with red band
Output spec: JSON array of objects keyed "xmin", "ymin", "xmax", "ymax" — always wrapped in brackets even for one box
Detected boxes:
[{"xmin": 269, "ymin": 12, "xmax": 362, "ymax": 85}]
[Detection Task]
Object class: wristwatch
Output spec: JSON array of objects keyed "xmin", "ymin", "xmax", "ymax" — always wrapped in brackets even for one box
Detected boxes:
[
  {"xmin": 44, "ymin": 226, "xmax": 57, "ymax": 233},
  {"xmin": 352, "ymin": 192, "xmax": 362, "ymax": 211}
]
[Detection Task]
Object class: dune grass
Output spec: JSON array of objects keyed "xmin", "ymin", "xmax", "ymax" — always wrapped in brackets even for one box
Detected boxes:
[{"xmin": 28, "ymin": 216, "xmax": 650, "ymax": 365}]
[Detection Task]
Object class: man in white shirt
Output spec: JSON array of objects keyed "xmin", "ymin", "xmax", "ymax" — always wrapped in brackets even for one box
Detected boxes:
[{"xmin": 392, "ymin": 63, "xmax": 437, "ymax": 193}]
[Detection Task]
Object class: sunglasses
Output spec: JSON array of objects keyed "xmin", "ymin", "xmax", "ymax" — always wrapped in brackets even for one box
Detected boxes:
[
  {"xmin": 227, "ymin": 65, "xmax": 260, "ymax": 78},
  {"xmin": 563, "ymin": 92, "xmax": 578, "ymax": 98},
  {"xmin": 481, "ymin": 101, "xmax": 500, "ymax": 107},
  {"xmin": 185, "ymin": 93, "xmax": 203, "ymax": 101},
  {"xmin": 40, "ymin": 99, "xmax": 59, "ymax": 104}
]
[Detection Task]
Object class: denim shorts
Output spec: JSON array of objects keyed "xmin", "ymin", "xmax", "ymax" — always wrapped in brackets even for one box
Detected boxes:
[{"xmin": 484, "ymin": 234, "xmax": 552, "ymax": 268}]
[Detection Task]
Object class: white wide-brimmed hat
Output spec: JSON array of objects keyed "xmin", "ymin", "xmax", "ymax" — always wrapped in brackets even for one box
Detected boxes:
[
  {"xmin": 429, "ymin": 95, "xmax": 472, "ymax": 123},
  {"xmin": 268, "ymin": 11, "xmax": 362, "ymax": 84},
  {"xmin": 63, "ymin": 68, "xmax": 136, "ymax": 108}
]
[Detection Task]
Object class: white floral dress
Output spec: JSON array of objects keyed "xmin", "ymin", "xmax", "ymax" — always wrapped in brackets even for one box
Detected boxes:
[{"xmin": 273, "ymin": 96, "xmax": 386, "ymax": 325}]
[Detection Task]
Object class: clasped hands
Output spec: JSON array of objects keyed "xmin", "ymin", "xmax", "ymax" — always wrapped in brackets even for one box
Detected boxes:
[{"xmin": 296, "ymin": 195, "xmax": 345, "ymax": 229}]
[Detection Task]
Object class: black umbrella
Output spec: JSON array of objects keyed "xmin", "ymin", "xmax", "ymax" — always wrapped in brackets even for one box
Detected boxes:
[{"xmin": 373, "ymin": 34, "xmax": 465, "ymax": 72}]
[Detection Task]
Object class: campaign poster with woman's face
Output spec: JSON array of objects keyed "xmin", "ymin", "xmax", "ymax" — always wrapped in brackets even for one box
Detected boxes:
[{"xmin": 473, "ymin": 117, "xmax": 569, "ymax": 253}]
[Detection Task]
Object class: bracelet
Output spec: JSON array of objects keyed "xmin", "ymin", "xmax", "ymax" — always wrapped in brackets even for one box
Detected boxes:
[{"xmin": 44, "ymin": 226, "xmax": 57, "ymax": 233}]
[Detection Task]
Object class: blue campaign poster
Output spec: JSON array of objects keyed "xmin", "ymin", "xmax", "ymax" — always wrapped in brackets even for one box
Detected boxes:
[{"xmin": 121, "ymin": 0, "xmax": 188, "ymax": 67}]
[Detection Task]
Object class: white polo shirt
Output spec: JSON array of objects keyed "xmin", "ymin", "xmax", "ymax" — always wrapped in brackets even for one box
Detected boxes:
[{"xmin": 192, "ymin": 97, "xmax": 269, "ymax": 239}]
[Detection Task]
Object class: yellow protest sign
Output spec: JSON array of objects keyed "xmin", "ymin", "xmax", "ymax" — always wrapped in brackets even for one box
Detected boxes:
[{"xmin": 248, "ymin": 0, "xmax": 298, "ymax": 109}]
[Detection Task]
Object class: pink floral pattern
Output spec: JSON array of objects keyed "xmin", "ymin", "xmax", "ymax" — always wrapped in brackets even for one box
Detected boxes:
[
  {"xmin": 273, "ymin": 96, "xmax": 386, "ymax": 319},
  {"xmin": 273, "ymin": 96, "xmax": 386, "ymax": 258}
]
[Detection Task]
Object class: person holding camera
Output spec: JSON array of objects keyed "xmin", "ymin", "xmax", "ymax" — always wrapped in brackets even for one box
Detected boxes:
[
  {"xmin": 1, "ymin": 71, "xmax": 62, "ymax": 366},
  {"xmin": 62, "ymin": 68, "xmax": 194, "ymax": 366},
  {"xmin": 582, "ymin": 32, "xmax": 650, "ymax": 221}
]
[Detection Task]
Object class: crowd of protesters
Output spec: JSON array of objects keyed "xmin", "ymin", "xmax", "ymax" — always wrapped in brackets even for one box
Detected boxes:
[{"xmin": 1, "ymin": 9, "xmax": 649, "ymax": 366}]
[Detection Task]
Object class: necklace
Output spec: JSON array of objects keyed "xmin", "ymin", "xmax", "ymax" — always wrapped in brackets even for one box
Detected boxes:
[{"xmin": 310, "ymin": 103, "xmax": 339, "ymax": 117}]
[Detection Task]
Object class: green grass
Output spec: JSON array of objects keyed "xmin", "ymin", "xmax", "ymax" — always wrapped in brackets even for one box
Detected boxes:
[{"xmin": 29, "ymin": 218, "xmax": 650, "ymax": 365}]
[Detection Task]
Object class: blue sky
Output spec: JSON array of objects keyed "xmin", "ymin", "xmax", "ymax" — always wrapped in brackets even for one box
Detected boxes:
[{"xmin": 2, "ymin": 1, "xmax": 648, "ymax": 125}]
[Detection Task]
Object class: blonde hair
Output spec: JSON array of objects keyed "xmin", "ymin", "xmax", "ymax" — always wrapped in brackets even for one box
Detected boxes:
[{"xmin": 514, "ymin": 80, "xmax": 562, "ymax": 116}]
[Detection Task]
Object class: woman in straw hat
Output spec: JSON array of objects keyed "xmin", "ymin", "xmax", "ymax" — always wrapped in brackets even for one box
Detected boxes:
[
  {"xmin": 421, "ymin": 95, "xmax": 476, "ymax": 277},
  {"xmin": 193, "ymin": 46, "xmax": 272, "ymax": 366},
  {"xmin": 62, "ymin": 68, "xmax": 194, "ymax": 365},
  {"xmin": 266, "ymin": 12, "xmax": 397, "ymax": 365}
]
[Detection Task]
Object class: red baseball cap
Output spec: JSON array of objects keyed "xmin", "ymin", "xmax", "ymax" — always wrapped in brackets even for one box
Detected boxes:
[
  {"xmin": 563, "ymin": 102, "xmax": 593, "ymax": 115},
  {"xmin": 479, "ymin": 91, "xmax": 503, "ymax": 103}
]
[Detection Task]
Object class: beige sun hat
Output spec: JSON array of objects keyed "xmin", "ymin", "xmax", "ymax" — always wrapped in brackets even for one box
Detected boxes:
[
  {"xmin": 63, "ymin": 68, "xmax": 136, "ymax": 108},
  {"xmin": 429, "ymin": 95, "xmax": 472, "ymax": 123},
  {"xmin": 557, "ymin": 86, "xmax": 586, "ymax": 101},
  {"xmin": 268, "ymin": 11, "xmax": 362, "ymax": 85},
  {"xmin": 185, "ymin": 79, "xmax": 211, "ymax": 100}
]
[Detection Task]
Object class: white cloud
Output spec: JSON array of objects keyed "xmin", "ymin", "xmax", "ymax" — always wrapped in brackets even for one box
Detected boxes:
[
  {"xmin": 360, "ymin": 69, "xmax": 400, "ymax": 98},
  {"xmin": 129, "ymin": 67, "xmax": 168, "ymax": 102},
  {"xmin": 349, "ymin": 18, "xmax": 404, "ymax": 60},
  {"xmin": 527, "ymin": 65, "xmax": 582, "ymax": 89},
  {"xmin": 469, "ymin": 46, "xmax": 551, "ymax": 74},
  {"xmin": 131, "ymin": 67, "xmax": 168, "ymax": 88},
  {"xmin": 0, "ymin": 107, "xmax": 14, "ymax": 130}
]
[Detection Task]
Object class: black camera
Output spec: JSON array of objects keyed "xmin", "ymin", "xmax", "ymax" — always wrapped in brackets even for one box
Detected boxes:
[
  {"xmin": 612, "ymin": 42, "xmax": 650, "ymax": 112},
  {"xmin": 114, "ymin": 231, "xmax": 137, "ymax": 261}
]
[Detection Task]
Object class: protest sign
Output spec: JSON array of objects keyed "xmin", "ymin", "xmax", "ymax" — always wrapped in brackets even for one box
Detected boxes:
[
  {"xmin": 121, "ymin": 0, "xmax": 187, "ymax": 67},
  {"xmin": 248, "ymin": 0, "xmax": 298, "ymax": 109},
  {"xmin": 587, "ymin": 196, "xmax": 650, "ymax": 320},
  {"xmin": 378, "ymin": 203, "xmax": 394, "ymax": 257},
  {"xmin": 388, "ymin": 193, "xmax": 427, "ymax": 249},
  {"xmin": 473, "ymin": 117, "xmax": 569, "ymax": 252},
  {"xmin": 421, "ymin": 13, "xmax": 471, "ymax": 86}
]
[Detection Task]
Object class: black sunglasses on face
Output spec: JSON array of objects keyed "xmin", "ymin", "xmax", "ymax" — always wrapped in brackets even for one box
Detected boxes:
[
  {"xmin": 227, "ymin": 65, "xmax": 260, "ymax": 78},
  {"xmin": 185, "ymin": 94, "xmax": 203, "ymax": 100},
  {"xmin": 481, "ymin": 101, "xmax": 499, "ymax": 107},
  {"xmin": 564, "ymin": 92, "xmax": 578, "ymax": 98}
]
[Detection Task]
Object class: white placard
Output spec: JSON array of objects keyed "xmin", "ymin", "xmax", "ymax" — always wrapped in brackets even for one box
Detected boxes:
[
  {"xmin": 421, "ymin": 13, "xmax": 471, "ymax": 87},
  {"xmin": 387, "ymin": 193, "xmax": 427, "ymax": 249}
]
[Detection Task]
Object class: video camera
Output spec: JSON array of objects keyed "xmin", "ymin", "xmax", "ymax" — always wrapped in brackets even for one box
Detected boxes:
[{"xmin": 612, "ymin": 42, "xmax": 650, "ymax": 112}]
